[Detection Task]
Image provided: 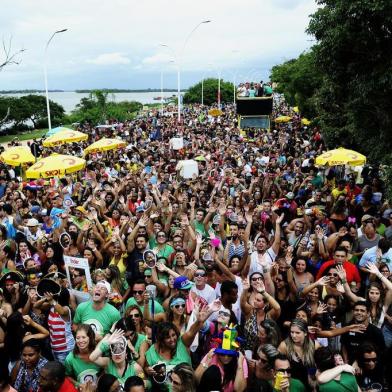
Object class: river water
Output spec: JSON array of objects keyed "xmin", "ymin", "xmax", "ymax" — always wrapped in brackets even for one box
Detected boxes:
[{"xmin": 2, "ymin": 91, "xmax": 178, "ymax": 113}]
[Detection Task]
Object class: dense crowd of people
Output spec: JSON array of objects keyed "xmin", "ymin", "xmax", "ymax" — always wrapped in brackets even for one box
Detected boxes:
[{"xmin": 0, "ymin": 91, "xmax": 390, "ymax": 392}]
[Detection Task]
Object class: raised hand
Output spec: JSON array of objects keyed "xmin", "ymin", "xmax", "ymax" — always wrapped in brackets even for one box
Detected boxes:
[
  {"xmin": 365, "ymin": 262, "xmax": 381, "ymax": 276},
  {"xmin": 208, "ymin": 299, "xmax": 222, "ymax": 313},
  {"xmin": 317, "ymin": 276, "xmax": 330, "ymax": 286},
  {"xmin": 335, "ymin": 264, "xmax": 347, "ymax": 281},
  {"xmin": 276, "ymin": 213, "xmax": 284, "ymax": 225},
  {"xmin": 107, "ymin": 329, "xmax": 124, "ymax": 345},
  {"xmin": 316, "ymin": 302, "xmax": 328, "ymax": 314},
  {"xmin": 242, "ymin": 278, "xmax": 250, "ymax": 291}
]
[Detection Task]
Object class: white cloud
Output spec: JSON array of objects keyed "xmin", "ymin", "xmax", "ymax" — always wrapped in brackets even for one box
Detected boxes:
[
  {"xmin": 0, "ymin": 0, "xmax": 318, "ymax": 89},
  {"xmin": 142, "ymin": 53, "xmax": 175, "ymax": 65},
  {"xmin": 86, "ymin": 52, "xmax": 131, "ymax": 65}
]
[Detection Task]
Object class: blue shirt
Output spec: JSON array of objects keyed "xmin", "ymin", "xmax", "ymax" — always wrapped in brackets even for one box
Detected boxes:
[{"xmin": 359, "ymin": 245, "xmax": 392, "ymax": 270}]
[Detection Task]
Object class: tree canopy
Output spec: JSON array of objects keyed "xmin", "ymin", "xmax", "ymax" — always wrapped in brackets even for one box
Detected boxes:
[
  {"xmin": 270, "ymin": 0, "xmax": 392, "ymax": 195},
  {"xmin": 0, "ymin": 94, "xmax": 65, "ymax": 130},
  {"xmin": 183, "ymin": 78, "xmax": 235, "ymax": 106},
  {"xmin": 69, "ymin": 90, "xmax": 143, "ymax": 124}
]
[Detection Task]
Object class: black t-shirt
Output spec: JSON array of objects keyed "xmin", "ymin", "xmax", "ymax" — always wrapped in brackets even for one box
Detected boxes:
[
  {"xmin": 341, "ymin": 323, "xmax": 385, "ymax": 364},
  {"xmin": 125, "ymin": 248, "xmax": 145, "ymax": 284}
]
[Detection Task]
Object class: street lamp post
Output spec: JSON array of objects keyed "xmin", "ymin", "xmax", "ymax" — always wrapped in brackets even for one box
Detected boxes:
[
  {"xmin": 161, "ymin": 19, "xmax": 211, "ymax": 123},
  {"xmin": 160, "ymin": 70, "xmax": 163, "ymax": 115},
  {"xmin": 44, "ymin": 29, "xmax": 67, "ymax": 133},
  {"xmin": 217, "ymin": 69, "xmax": 221, "ymax": 109}
]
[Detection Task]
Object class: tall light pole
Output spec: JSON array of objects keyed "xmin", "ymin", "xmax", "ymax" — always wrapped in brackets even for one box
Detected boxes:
[
  {"xmin": 161, "ymin": 19, "xmax": 211, "ymax": 123},
  {"xmin": 44, "ymin": 28, "xmax": 67, "ymax": 133},
  {"xmin": 217, "ymin": 69, "xmax": 221, "ymax": 109}
]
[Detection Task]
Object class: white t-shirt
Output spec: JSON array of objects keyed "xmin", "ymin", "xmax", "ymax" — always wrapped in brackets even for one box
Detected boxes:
[
  {"xmin": 248, "ymin": 247, "xmax": 277, "ymax": 277},
  {"xmin": 191, "ymin": 284, "xmax": 217, "ymax": 305}
]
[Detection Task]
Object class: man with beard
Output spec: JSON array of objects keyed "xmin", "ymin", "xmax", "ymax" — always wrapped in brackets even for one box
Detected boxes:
[
  {"xmin": 249, "ymin": 214, "xmax": 284, "ymax": 276},
  {"xmin": 341, "ymin": 301, "xmax": 384, "ymax": 364},
  {"xmin": 125, "ymin": 234, "xmax": 148, "ymax": 287},
  {"xmin": 73, "ymin": 280, "xmax": 120, "ymax": 341}
]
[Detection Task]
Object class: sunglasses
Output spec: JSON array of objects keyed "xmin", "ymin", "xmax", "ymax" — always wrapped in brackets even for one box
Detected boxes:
[
  {"xmin": 276, "ymin": 368, "xmax": 292, "ymax": 374},
  {"xmin": 327, "ymin": 273, "xmax": 339, "ymax": 277},
  {"xmin": 133, "ymin": 290, "xmax": 144, "ymax": 295},
  {"xmin": 218, "ymin": 311, "xmax": 231, "ymax": 318},
  {"xmin": 363, "ymin": 358, "xmax": 377, "ymax": 363},
  {"xmin": 275, "ymin": 278, "xmax": 283, "ymax": 282},
  {"xmin": 251, "ymin": 277, "xmax": 263, "ymax": 282},
  {"xmin": 129, "ymin": 313, "xmax": 141, "ymax": 318},
  {"xmin": 157, "ymin": 234, "xmax": 166, "ymax": 238},
  {"xmin": 194, "ymin": 272, "xmax": 206, "ymax": 277},
  {"xmin": 174, "ymin": 304, "xmax": 186, "ymax": 309}
]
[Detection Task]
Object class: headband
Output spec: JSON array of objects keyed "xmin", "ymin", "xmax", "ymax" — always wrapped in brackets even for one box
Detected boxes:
[{"xmin": 170, "ymin": 298, "xmax": 186, "ymax": 308}]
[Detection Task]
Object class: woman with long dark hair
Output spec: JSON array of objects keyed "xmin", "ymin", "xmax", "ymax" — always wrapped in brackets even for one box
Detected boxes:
[
  {"xmin": 4, "ymin": 312, "xmax": 49, "ymax": 370},
  {"xmin": 89, "ymin": 329, "xmax": 144, "ymax": 387},
  {"xmin": 195, "ymin": 348, "xmax": 247, "ymax": 392},
  {"xmin": 10, "ymin": 339, "xmax": 48, "ymax": 392}
]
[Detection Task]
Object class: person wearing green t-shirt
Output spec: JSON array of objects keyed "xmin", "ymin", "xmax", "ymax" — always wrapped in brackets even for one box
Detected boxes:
[
  {"xmin": 191, "ymin": 207, "xmax": 208, "ymax": 238},
  {"xmin": 145, "ymin": 304, "xmax": 215, "ymax": 389},
  {"xmin": 149, "ymin": 231, "xmax": 175, "ymax": 260},
  {"xmin": 89, "ymin": 330, "xmax": 145, "ymax": 387},
  {"xmin": 125, "ymin": 280, "xmax": 164, "ymax": 314},
  {"xmin": 65, "ymin": 324, "xmax": 101, "ymax": 386},
  {"xmin": 315, "ymin": 347, "xmax": 359, "ymax": 392},
  {"xmin": 73, "ymin": 280, "xmax": 121, "ymax": 339}
]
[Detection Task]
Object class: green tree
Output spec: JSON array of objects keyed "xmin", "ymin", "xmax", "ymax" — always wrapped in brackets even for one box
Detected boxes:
[
  {"xmin": 0, "ymin": 94, "xmax": 64, "ymax": 130},
  {"xmin": 306, "ymin": 0, "xmax": 392, "ymax": 160},
  {"xmin": 270, "ymin": 50, "xmax": 322, "ymax": 118},
  {"xmin": 70, "ymin": 90, "xmax": 142, "ymax": 124},
  {"xmin": 183, "ymin": 78, "xmax": 235, "ymax": 105}
]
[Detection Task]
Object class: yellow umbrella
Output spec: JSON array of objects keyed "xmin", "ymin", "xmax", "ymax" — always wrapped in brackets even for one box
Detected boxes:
[
  {"xmin": 208, "ymin": 108, "xmax": 223, "ymax": 117},
  {"xmin": 43, "ymin": 130, "xmax": 88, "ymax": 147},
  {"xmin": 84, "ymin": 138, "xmax": 126, "ymax": 155},
  {"xmin": 25, "ymin": 154, "xmax": 86, "ymax": 178},
  {"xmin": 275, "ymin": 115, "xmax": 292, "ymax": 123},
  {"xmin": 315, "ymin": 147, "xmax": 366, "ymax": 167},
  {"xmin": 0, "ymin": 146, "xmax": 35, "ymax": 166},
  {"xmin": 301, "ymin": 118, "xmax": 311, "ymax": 126}
]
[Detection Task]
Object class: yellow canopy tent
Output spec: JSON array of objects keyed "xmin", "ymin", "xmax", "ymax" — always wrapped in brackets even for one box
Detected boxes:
[
  {"xmin": 25, "ymin": 154, "xmax": 86, "ymax": 178},
  {"xmin": 0, "ymin": 146, "xmax": 35, "ymax": 166},
  {"xmin": 315, "ymin": 147, "xmax": 366, "ymax": 167},
  {"xmin": 43, "ymin": 130, "xmax": 88, "ymax": 147},
  {"xmin": 275, "ymin": 116, "xmax": 292, "ymax": 123},
  {"xmin": 83, "ymin": 138, "xmax": 126, "ymax": 155},
  {"xmin": 208, "ymin": 108, "xmax": 223, "ymax": 117}
]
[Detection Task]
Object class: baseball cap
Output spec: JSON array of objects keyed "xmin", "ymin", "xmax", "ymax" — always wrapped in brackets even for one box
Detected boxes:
[
  {"xmin": 361, "ymin": 214, "xmax": 374, "ymax": 223},
  {"xmin": 96, "ymin": 280, "xmax": 111, "ymax": 294},
  {"xmin": 286, "ymin": 192, "xmax": 295, "ymax": 200},
  {"xmin": 26, "ymin": 218, "xmax": 40, "ymax": 227},
  {"xmin": 31, "ymin": 206, "xmax": 41, "ymax": 214},
  {"xmin": 75, "ymin": 206, "xmax": 88, "ymax": 215},
  {"xmin": 173, "ymin": 276, "xmax": 194, "ymax": 290}
]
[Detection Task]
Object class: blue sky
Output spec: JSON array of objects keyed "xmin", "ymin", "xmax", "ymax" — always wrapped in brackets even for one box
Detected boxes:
[{"xmin": 0, "ymin": 0, "xmax": 318, "ymax": 90}]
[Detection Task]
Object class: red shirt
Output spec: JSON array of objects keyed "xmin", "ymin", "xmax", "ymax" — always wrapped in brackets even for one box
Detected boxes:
[
  {"xmin": 316, "ymin": 260, "xmax": 361, "ymax": 284},
  {"xmin": 39, "ymin": 378, "xmax": 78, "ymax": 392}
]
